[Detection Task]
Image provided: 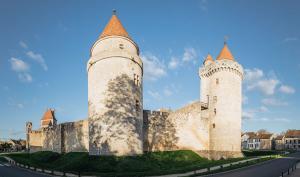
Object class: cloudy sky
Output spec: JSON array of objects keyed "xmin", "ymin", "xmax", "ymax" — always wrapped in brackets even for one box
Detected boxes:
[{"xmin": 0, "ymin": 0, "xmax": 299, "ymax": 139}]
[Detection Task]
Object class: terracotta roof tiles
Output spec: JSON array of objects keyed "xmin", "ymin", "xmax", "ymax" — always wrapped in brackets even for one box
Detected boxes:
[
  {"xmin": 100, "ymin": 14, "xmax": 130, "ymax": 39},
  {"xmin": 216, "ymin": 43, "xmax": 235, "ymax": 61}
]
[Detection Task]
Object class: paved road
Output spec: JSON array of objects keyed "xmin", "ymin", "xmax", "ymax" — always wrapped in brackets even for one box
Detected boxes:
[
  {"xmin": 0, "ymin": 162, "xmax": 51, "ymax": 177},
  {"xmin": 206, "ymin": 152, "xmax": 300, "ymax": 177}
]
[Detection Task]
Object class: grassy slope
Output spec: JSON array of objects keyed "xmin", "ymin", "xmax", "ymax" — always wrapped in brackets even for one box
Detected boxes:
[
  {"xmin": 5, "ymin": 150, "xmax": 249, "ymax": 176},
  {"xmin": 0, "ymin": 156, "xmax": 8, "ymax": 163}
]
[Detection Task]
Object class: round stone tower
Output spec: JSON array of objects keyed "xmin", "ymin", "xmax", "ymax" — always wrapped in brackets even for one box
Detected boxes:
[
  {"xmin": 199, "ymin": 43, "xmax": 243, "ymax": 159},
  {"xmin": 87, "ymin": 12, "xmax": 143, "ymax": 156}
]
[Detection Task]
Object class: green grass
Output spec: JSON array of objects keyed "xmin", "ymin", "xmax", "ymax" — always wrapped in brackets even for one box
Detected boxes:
[
  {"xmin": 0, "ymin": 157, "xmax": 8, "ymax": 163},
  {"xmin": 6, "ymin": 150, "xmax": 249, "ymax": 176}
]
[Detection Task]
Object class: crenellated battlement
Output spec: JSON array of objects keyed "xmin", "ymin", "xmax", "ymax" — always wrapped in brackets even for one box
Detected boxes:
[{"xmin": 199, "ymin": 60, "xmax": 243, "ymax": 79}]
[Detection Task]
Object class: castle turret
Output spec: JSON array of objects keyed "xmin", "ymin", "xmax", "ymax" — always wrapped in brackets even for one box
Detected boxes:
[
  {"xmin": 41, "ymin": 109, "xmax": 57, "ymax": 128},
  {"xmin": 26, "ymin": 122, "xmax": 32, "ymax": 150},
  {"xmin": 87, "ymin": 11, "xmax": 143, "ymax": 156},
  {"xmin": 200, "ymin": 54, "xmax": 214, "ymax": 105},
  {"xmin": 199, "ymin": 43, "xmax": 243, "ymax": 159}
]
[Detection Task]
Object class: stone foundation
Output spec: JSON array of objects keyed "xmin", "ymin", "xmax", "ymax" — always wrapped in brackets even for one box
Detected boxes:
[{"xmin": 196, "ymin": 150, "xmax": 244, "ymax": 160}]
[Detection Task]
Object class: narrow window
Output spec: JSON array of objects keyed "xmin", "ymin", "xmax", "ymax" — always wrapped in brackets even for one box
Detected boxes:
[
  {"xmin": 134, "ymin": 74, "xmax": 136, "ymax": 85},
  {"xmin": 213, "ymin": 96, "xmax": 217, "ymax": 103},
  {"xmin": 212, "ymin": 123, "xmax": 215, "ymax": 128},
  {"xmin": 137, "ymin": 75, "xmax": 139, "ymax": 86},
  {"xmin": 136, "ymin": 100, "xmax": 140, "ymax": 111},
  {"xmin": 216, "ymin": 78, "xmax": 219, "ymax": 85},
  {"xmin": 214, "ymin": 108, "xmax": 217, "ymax": 115},
  {"xmin": 119, "ymin": 44, "xmax": 124, "ymax": 49}
]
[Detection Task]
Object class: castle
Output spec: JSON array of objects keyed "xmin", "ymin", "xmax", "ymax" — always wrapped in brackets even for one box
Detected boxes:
[{"xmin": 26, "ymin": 12, "xmax": 244, "ymax": 160}]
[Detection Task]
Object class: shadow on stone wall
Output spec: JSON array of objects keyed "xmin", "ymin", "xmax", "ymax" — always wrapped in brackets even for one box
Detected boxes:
[
  {"xmin": 89, "ymin": 74, "xmax": 142, "ymax": 155},
  {"xmin": 144, "ymin": 111, "xmax": 179, "ymax": 152},
  {"xmin": 62, "ymin": 121, "xmax": 88, "ymax": 153}
]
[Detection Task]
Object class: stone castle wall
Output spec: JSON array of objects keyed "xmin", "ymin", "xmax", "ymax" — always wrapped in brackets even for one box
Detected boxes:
[
  {"xmin": 28, "ymin": 119, "xmax": 88, "ymax": 153},
  {"xmin": 61, "ymin": 120, "xmax": 89, "ymax": 152},
  {"xmin": 28, "ymin": 130, "xmax": 43, "ymax": 152},
  {"xmin": 143, "ymin": 101, "xmax": 209, "ymax": 153}
]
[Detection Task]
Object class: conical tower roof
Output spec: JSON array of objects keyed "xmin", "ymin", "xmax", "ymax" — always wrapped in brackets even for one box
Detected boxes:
[
  {"xmin": 216, "ymin": 43, "xmax": 235, "ymax": 60},
  {"xmin": 99, "ymin": 13, "xmax": 131, "ymax": 39},
  {"xmin": 41, "ymin": 109, "xmax": 56, "ymax": 121},
  {"xmin": 205, "ymin": 54, "xmax": 214, "ymax": 62}
]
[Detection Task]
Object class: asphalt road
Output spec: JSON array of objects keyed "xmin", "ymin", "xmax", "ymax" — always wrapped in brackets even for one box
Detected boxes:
[
  {"xmin": 206, "ymin": 152, "xmax": 300, "ymax": 177},
  {"xmin": 0, "ymin": 162, "xmax": 51, "ymax": 177}
]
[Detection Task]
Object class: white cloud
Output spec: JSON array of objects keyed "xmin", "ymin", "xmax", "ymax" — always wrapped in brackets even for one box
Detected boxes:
[
  {"xmin": 261, "ymin": 98, "xmax": 288, "ymax": 106},
  {"xmin": 26, "ymin": 51, "xmax": 48, "ymax": 71},
  {"xmin": 10, "ymin": 57, "xmax": 33, "ymax": 83},
  {"xmin": 259, "ymin": 106, "xmax": 269, "ymax": 112},
  {"xmin": 274, "ymin": 118, "xmax": 290, "ymax": 122},
  {"xmin": 141, "ymin": 53, "xmax": 166, "ymax": 81},
  {"xmin": 10, "ymin": 57, "xmax": 30, "ymax": 72},
  {"xmin": 19, "ymin": 41, "xmax": 28, "ymax": 49},
  {"xmin": 242, "ymin": 111, "xmax": 255, "ymax": 120},
  {"xmin": 199, "ymin": 0, "xmax": 208, "ymax": 11},
  {"xmin": 182, "ymin": 47, "xmax": 197, "ymax": 63},
  {"xmin": 244, "ymin": 68, "xmax": 280, "ymax": 95},
  {"xmin": 148, "ymin": 90, "xmax": 161, "ymax": 100},
  {"xmin": 163, "ymin": 87, "xmax": 173, "ymax": 96},
  {"xmin": 17, "ymin": 103, "xmax": 24, "ymax": 109},
  {"xmin": 279, "ymin": 85, "xmax": 295, "ymax": 94},
  {"xmin": 247, "ymin": 79, "xmax": 280, "ymax": 95},
  {"xmin": 244, "ymin": 68, "xmax": 264, "ymax": 82},
  {"xmin": 18, "ymin": 73, "xmax": 33, "ymax": 83},
  {"xmin": 168, "ymin": 57, "xmax": 179, "ymax": 69},
  {"xmin": 283, "ymin": 37, "xmax": 298, "ymax": 42},
  {"xmin": 242, "ymin": 95, "xmax": 248, "ymax": 104}
]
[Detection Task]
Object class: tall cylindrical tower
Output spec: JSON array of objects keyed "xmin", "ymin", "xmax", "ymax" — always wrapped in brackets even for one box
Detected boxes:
[
  {"xmin": 87, "ymin": 12, "xmax": 143, "ymax": 156},
  {"xmin": 200, "ymin": 43, "xmax": 243, "ymax": 159}
]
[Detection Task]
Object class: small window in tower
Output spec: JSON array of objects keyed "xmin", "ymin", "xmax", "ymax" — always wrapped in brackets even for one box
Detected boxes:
[
  {"xmin": 136, "ymin": 100, "xmax": 140, "ymax": 111},
  {"xmin": 137, "ymin": 75, "xmax": 139, "ymax": 86},
  {"xmin": 119, "ymin": 43, "xmax": 124, "ymax": 49},
  {"xmin": 212, "ymin": 123, "xmax": 216, "ymax": 128},
  {"xmin": 214, "ymin": 108, "xmax": 217, "ymax": 115},
  {"xmin": 134, "ymin": 74, "xmax": 136, "ymax": 85},
  {"xmin": 213, "ymin": 96, "xmax": 217, "ymax": 103},
  {"xmin": 216, "ymin": 78, "xmax": 219, "ymax": 85}
]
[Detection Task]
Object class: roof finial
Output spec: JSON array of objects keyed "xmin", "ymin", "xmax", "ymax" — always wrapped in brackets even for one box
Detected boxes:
[
  {"xmin": 224, "ymin": 35, "xmax": 229, "ymax": 45},
  {"xmin": 112, "ymin": 9, "xmax": 117, "ymax": 15}
]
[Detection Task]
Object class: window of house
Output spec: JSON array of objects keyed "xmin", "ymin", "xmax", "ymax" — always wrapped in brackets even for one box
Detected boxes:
[
  {"xmin": 216, "ymin": 78, "xmax": 219, "ymax": 85},
  {"xmin": 286, "ymin": 140, "xmax": 288, "ymax": 144},
  {"xmin": 298, "ymin": 140, "xmax": 300, "ymax": 144},
  {"xmin": 119, "ymin": 43, "xmax": 124, "ymax": 49},
  {"xmin": 214, "ymin": 108, "xmax": 216, "ymax": 115},
  {"xmin": 290, "ymin": 140, "xmax": 292, "ymax": 144},
  {"xmin": 294, "ymin": 140, "xmax": 296, "ymax": 143},
  {"xmin": 212, "ymin": 123, "xmax": 216, "ymax": 128}
]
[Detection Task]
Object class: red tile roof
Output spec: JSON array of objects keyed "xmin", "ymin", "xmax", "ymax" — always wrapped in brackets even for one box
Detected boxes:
[
  {"xmin": 100, "ymin": 14, "xmax": 130, "ymax": 39},
  {"xmin": 216, "ymin": 43, "xmax": 235, "ymax": 61},
  {"xmin": 285, "ymin": 130, "xmax": 300, "ymax": 138},
  {"xmin": 41, "ymin": 109, "xmax": 56, "ymax": 121}
]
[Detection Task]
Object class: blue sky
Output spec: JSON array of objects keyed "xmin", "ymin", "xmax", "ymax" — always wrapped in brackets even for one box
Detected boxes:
[{"xmin": 0, "ymin": 0, "xmax": 299, "ymax": 139}]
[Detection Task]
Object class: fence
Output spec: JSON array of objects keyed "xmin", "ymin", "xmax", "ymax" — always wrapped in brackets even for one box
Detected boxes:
[{"xmin": 280, "ymin": 160, "xmax": 300, "ymax": 177}]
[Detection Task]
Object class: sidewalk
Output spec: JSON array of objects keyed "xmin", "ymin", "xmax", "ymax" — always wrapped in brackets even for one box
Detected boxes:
[{"xmin": 289, "ymin": 162, "xmax": 300, "ymax": 177}]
